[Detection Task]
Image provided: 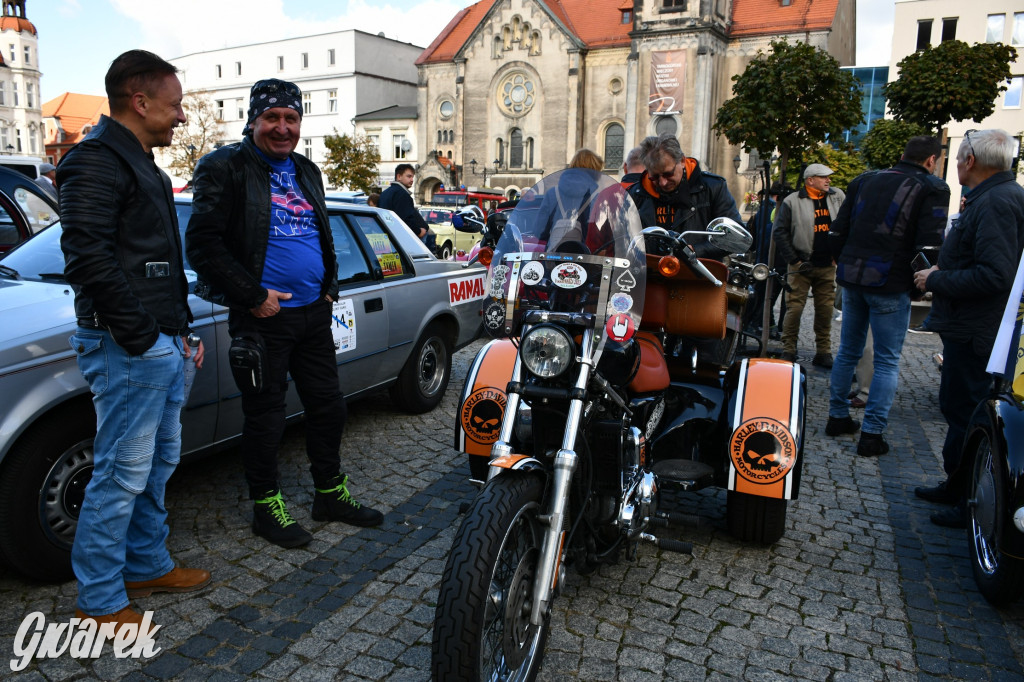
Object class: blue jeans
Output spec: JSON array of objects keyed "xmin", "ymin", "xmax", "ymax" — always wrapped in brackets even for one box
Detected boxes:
[
  {"xmin": 70, "ymin": 329, "xmax": 184, "ymax": 615},
  {"xmin": 829, "ymin": 289, "xmax": 911, "ymax": 434}
]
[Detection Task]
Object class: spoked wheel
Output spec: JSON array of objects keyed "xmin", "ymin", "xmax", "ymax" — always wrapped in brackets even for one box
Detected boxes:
[
  {"xmin": 968, "ymin": 434, "xmax": 1024, "ymax": 604},
  {"xmin": 433, "ymin": 473, "xmax": 548, "ymax": 681}
]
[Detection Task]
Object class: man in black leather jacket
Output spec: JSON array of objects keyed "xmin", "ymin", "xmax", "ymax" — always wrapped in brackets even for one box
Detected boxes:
[
  {"xmin": 186, "ymin": 79, "xmax": 382, "ymax": 549},
  {"xmin": 628, "ymin": 133, "xmax": 742, "ymax": 234},
  {"xmin": 914, "ymin": 129, "xmax": 1024, "ymax": 527},
  {"xmin": 59, "ymin": 49, "xmax": 210, "ymax": 635}
]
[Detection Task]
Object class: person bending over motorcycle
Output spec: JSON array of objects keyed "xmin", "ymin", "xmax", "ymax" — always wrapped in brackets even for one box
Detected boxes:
[{"xmin": 628, "ymin": 133, "xmax": 742, "ymax": 243}]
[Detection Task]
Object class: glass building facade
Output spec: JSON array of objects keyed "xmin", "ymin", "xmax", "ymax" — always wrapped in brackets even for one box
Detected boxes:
[{"xmin": 838, "ymin": 66, "xmax": 889, "ymax": 147}]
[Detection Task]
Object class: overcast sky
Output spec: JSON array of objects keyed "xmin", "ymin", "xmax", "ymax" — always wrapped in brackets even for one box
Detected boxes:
[{"xmin": 35, "ymin": 0, "xmax": 895, "ymax": 102}]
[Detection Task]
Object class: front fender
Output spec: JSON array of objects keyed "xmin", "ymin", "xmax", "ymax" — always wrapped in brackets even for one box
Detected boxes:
[
  {"xmin": 455, "ymin": 339, "xmax": 517, "ymax": 482},
  {"xmin": 723, "ymin": 358, "xmax": 805, "ymax": 500},
  {"xmin": 962, "ymin": 395, "xmax": 1024, "ymax": 557}
]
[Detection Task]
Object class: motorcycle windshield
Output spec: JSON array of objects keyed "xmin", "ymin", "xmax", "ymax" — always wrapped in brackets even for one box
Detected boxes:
[{"xmin": 483, "ymin": 168, "xmax": 646, "ymax": 364}]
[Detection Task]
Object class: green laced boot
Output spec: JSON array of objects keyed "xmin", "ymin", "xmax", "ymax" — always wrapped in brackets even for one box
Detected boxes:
[
  {"xmin": 252, "ymin": 490, "xmax": 313, "ymax": 548},
  {"xmin": 312, "ymin": 475, "xmax": 384, "ymax": 527}
]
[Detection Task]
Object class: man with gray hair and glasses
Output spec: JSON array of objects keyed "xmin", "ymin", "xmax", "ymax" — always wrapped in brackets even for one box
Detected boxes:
[
  {"xmin": 913, "ymin": 128, "xmax": 1024, "ymax": 528},
  {"xmin": 628, "ymin": 133, "xmax": 741, "ymax": 234}
]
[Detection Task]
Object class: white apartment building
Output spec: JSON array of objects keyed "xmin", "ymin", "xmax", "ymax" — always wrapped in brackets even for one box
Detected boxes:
[
  {"xmin": 169, "ymin": 30, "xmax": 422, "ymax": 188},
  {"xmin": 353, "ymin": 104, "xmax": 418, "ymax": 190},
  {"xmin": 0, "ymin": 0, "xmax": 43, "ymax": 160},
  {"xmin": 890, "ymin": 0, "xmax": 1024, "ymax": 212}
]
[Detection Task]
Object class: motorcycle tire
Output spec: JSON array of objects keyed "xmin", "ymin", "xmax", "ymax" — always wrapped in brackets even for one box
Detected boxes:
[
  {"xmin": 432, "ymin": 472, "xmax": 548, "ymax": 681},
  {"xmin": 968, "ymin": 433, "xmax": 1024, "ymax": 605},
  {"xmin": 726, "ymin": 490, "xmax": 787, "ymax": 544}
]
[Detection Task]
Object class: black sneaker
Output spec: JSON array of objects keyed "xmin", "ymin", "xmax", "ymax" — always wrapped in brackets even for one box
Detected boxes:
[
  {"xmin": 914, "ymin": 480, "xmax": 957, "ymax": 505},
  {"xmin": 907, "ymin": 325, "xmax": 933, "ymax": 335},
  {"xmin": 779, "ymin": 351, "xmax": 797, "ymax": 362},
  {"xmin": 857, "ymin": 432, "xmax": 889, "ymax": 457},
  {"xmin": 312, "ymin": 475, "xmax": 384, "ymax": 527},
  {"xmin": 253, "ymin": 491, "xmax": 313, "ymax": 548},
  {"xmin": 812, "ymin": 353, "xmax": 834, "ymax": 369},
  {"xmin": 825, "ymin": 416, "xmax": 860, "ymax": 437}
]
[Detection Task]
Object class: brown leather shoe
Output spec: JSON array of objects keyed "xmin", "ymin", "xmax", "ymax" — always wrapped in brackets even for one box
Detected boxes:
[{"xmin": 125, "ymin": 566, "xmax": 211, "ymax": 598}]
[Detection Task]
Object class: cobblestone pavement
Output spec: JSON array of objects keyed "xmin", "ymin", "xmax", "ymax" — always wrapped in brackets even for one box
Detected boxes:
[{"xmin": 2, "ymin": 304, "xmax": 1024, "ymax": 681}]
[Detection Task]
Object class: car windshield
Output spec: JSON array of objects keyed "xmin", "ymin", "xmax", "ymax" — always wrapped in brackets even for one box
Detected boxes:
[
  {"xmin": 421, "ymin": 209, "xmax": 453, "ymax": 225},
  {"xmin": 0, "ymin": 203, "xmax": 195, "ymax": 282}
]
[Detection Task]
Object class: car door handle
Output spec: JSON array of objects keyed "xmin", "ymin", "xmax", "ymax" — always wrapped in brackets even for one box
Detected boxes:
[{"xmin": 364, "ymin": 298, "xmax": 383, "ymax": 313}]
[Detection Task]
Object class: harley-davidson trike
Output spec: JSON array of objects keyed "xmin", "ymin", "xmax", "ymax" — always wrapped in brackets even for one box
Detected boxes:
[{"xmin": 432, "ymin": 169, "xmax": 806, "ymax": 680}]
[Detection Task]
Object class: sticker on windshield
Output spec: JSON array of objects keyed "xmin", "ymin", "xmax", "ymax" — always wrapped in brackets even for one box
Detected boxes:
[
  {"xmin": 520, "ymin": 261, "xmax": 545, "ymax": 286},
  {"xmin": 331, "ymin": 299, "xmax": 356, "ymax": 353},
  {"xmin": 483, "ymin": 300, "xmax": 506, "ymax": 335},
  {"xmin": 449, "ymin": 274, "xmax": 486, "ymax": 305},
  {"xmin": 489, "ymin": 265, "xmax": 510, "ymax": 297},
  {"xmin": 552, "ymin": 262, "xmax": 587, "ymax": 289},
  {"xmin": 606, "ymin": 314, "xmax": 635, "ymax": 343},
  {"xmin": 609, "ymin": 293, "xmax": 633, "ymax": 314},
  {"xmin": 615, "ymin": 269, "xmax": 637, "ymax": 292}
]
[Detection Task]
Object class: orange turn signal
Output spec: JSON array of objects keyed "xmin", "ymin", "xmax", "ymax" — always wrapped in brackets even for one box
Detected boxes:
[
  {"xmin": 479, "ymin": 247, "xmax": 494, "ymax": 267},
  {"xmin": 657, "ymin": 255, "xmax": 681, "ymax": 277}
]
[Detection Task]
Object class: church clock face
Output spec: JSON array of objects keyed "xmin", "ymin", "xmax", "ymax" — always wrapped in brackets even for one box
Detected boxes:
[{"xmin": 498, "ymin": 72, "xmax": 535, "ymax": 116}]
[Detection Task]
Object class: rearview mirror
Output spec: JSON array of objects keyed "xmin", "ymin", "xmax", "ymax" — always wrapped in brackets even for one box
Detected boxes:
[{"xmin": 704, "ymin": 217, "xmax": 752, "ymax": 254}]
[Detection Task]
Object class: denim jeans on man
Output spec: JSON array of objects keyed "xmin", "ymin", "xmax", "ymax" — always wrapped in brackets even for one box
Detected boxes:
[
  {"xmin": 829, "ymin": 289, "xmax": 911, "ymax": 434},
  {"xmin": 70, "ymin": 330, "xmax": 184, "ymax": 615}
]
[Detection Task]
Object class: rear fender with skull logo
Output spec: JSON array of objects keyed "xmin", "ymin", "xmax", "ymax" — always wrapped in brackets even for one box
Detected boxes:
[
  {"xmin": 456, "ymin": 339, "xmax": 518, "ymax": 482},
  {"xmin": 725, "ymin": 358, "xmax": 805, "ymax": 500}
]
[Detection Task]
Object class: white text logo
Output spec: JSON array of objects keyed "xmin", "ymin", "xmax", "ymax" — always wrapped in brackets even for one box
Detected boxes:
[{"xmin": 11, "ymin": 611, "xmax": 162, "ymax": 671}]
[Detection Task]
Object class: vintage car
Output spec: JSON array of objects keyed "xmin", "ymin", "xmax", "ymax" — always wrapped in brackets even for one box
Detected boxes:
[
  {"xmin": 419, "ymin": 206, "xmax": 483, "ymax": 260},
  {"xmin": 0, "ymin": 165, "xmax": 60, "ymax": 255},
  {"xmin": 0, "ymin": 198, "xmax": 486, "ymax": 581},
  {"xmin": 962, "ymin": 269, "xmax": 1024, "ymax": 605}
]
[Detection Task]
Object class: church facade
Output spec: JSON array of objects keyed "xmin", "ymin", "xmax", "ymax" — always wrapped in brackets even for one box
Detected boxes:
[{"xmin": 414, "ymin": 0, "xmax": 854, "ymax": 203}]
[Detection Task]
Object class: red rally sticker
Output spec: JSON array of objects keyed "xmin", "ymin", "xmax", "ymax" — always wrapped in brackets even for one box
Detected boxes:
[{"xmin": 605, "ymin": 314, "xmax": 635, "ymax": 342}]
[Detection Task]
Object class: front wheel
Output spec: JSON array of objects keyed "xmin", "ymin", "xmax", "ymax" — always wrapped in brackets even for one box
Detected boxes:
[
  {"xmin": 726, "ymin": 490, "xmax": 787, "ymax": 544},
  {"xmin": 390, "ymin": 322, "xmax": 452, "ymax": 413},
  {"xmin": 968, "ymin": 434, "xmax": 1024, "ymax": 604},
  {"xmin": 433, "ymin": 472, "xmax": 548, "ymax": 682}
]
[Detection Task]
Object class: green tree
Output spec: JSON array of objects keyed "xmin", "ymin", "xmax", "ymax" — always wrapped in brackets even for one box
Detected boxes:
[
  {"xmin": 859, "ymin": 119, "xmax": 930, "ymax": 170},
  {"xmin": 782, "ymin": 144, "xmax": 867, "ymax": 192},
  {"xmin": 713, "ymin": 39, "xmax": 863, "ymax": 182},
  {"xmin": 323, "ymin": 131, "xmax": 380, "ymax": 192},
  {"xmin": 167, "ymin": 91, "xmax": 223, "ymax": 181},
  {"xmin": 883, "ymin": 40, "xmax": 1017, "ymax": 132}
]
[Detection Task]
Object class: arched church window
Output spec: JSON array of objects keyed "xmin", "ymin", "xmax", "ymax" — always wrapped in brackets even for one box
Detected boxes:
[
  {"xmin": 655, "ymin": 116, "xmax": 677, "ymax": 137},
  {"xmin": 604, "ymin": 123, "xmax": 624, "ymax": 170},
  {"xmin": 510, "ymin": 129, "xmax": 523, "ymax": 167}
]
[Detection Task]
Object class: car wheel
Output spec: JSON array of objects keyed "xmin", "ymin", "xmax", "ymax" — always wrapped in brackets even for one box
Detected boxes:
[
  {"xmin": 391, "ymin": 322, "xmax": 452, "ymax": 413},
  {"xmin": 968, "ymin": 433, "xmax": 1024, "ymax": 604},
  {"xmin": 0, "ymin": 409, "xmax": 95, "ymax": 582},
  {"xmin": 440, "ymin": 241, "xmax": 454, "ymax": 260}
]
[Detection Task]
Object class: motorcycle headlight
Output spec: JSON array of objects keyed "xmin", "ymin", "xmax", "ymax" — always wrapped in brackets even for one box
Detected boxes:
[
  {"xmin": 520, "ymin": 325, "xmax": 575, "ymax": 379},
  {"xmin": 752, "ymin": 263, "xmax": 770, "ymax": 281}
]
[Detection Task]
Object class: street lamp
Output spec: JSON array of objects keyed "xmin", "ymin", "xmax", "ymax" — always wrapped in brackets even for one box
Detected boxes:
[
  {"xmin": 732, "ymin": 154, "xmax": 742, "ymax": 173},
  {"xmin": 469, "ymin": 158, "xmax": 500, "ymax": 187},
  {"xmin": 5, "ymin": 144, "xmax": 13, "ymax": 155}
]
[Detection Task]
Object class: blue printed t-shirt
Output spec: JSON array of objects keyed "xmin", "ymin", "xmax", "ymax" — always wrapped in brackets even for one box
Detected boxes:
[{"xmin": 257, "ymin": 149, "xmax": 325, "ymax": 307}]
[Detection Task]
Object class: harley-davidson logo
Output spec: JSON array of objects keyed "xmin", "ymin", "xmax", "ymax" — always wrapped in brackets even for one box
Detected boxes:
[
  {"xmin": 729, "ymin": 417, "xmax": 796, "ymax": 484},
  {"xmin": 461, "ymin": 387, "xmax": 508, "ymax": 444}
]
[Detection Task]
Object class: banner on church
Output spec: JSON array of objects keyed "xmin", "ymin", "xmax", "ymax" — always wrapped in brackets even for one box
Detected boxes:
[{"xmin": 649, "ymin": 50, "xmax": 686, "ymax": 115}]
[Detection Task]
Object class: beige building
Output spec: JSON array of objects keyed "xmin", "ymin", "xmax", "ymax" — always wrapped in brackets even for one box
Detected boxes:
[
  {"xmin": 413, "ymin": 0, "xmax": 855, "ymax": 203},
  {"xmin": 890, "ymin": 0, "xmax": 1024, "ymax": 211},
  {"xmin": 0, "ymin": 0, "xmax": 42, "ymax": 159}
]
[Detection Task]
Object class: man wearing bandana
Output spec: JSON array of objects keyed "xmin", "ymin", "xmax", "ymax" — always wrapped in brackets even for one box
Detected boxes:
[{"xmin": 186, "ymin": 79, "xmax": 383, "ymax": 548}]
